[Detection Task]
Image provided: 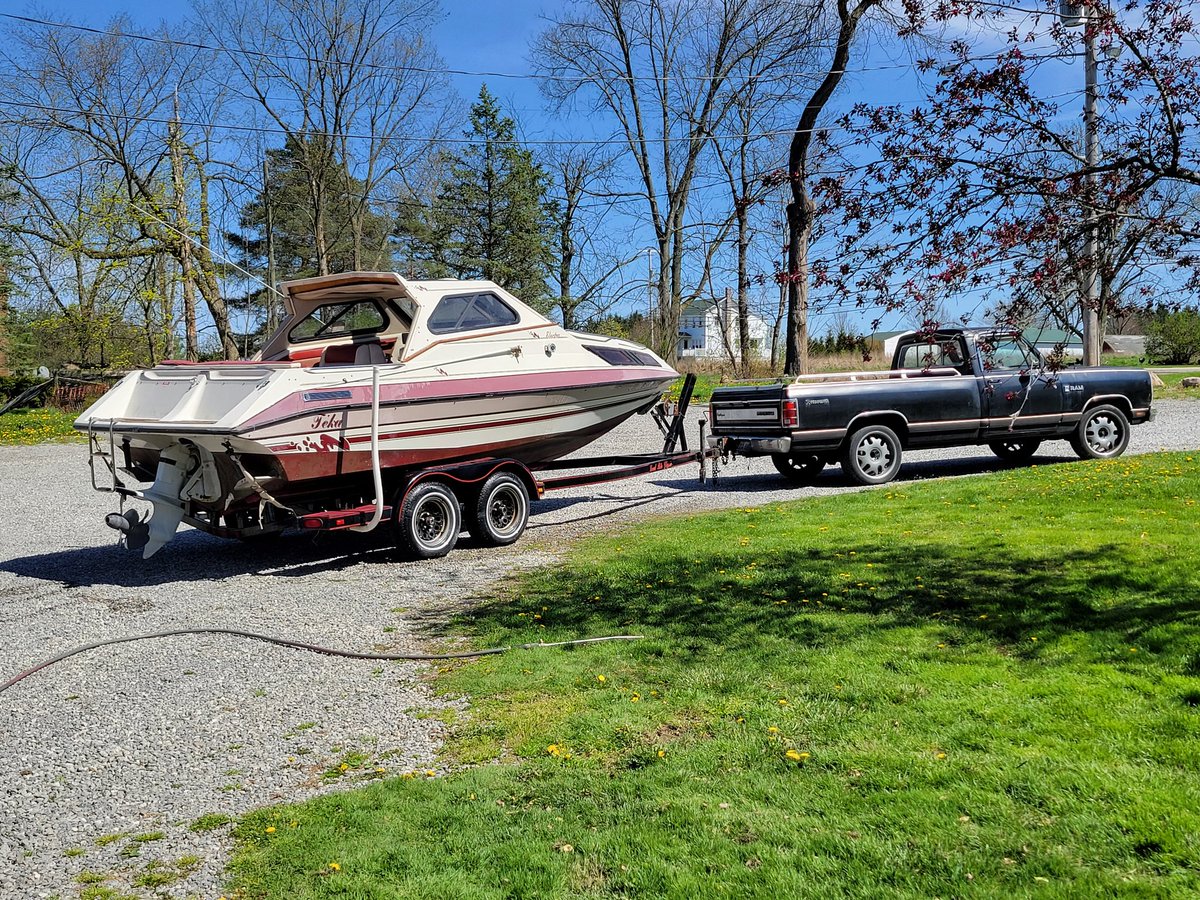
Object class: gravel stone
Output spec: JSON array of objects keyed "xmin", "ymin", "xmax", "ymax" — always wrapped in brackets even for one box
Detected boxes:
[{"xmin": 0, "ymin": 401, "xmax": 1196, "ymax": 897}]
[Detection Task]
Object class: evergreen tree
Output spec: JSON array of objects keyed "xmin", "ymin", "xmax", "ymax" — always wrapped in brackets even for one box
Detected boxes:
[
  {"xmin": 230, "ymin": 136, "xmax": 394, "ymax": 285},
  {"xmin": 401, "ymin": 86, "xmax": 554, "ymax": 310}
]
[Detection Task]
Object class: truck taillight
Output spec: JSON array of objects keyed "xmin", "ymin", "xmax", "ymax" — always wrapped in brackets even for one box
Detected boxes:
[{"xmin": 781, "ymin": 399, "xmax": 798, "ymax": 428}]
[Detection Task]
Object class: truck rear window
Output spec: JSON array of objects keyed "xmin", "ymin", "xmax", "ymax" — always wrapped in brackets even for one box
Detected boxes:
[{"xmin": 896, "ymin": 338, "xmax": 967, "ymax": 369}]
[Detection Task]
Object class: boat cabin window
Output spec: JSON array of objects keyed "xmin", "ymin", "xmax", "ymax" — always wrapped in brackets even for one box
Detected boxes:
[
  {"xmin": 289, "ymin": 300, "xmax": 387, "ymax": 343},
  {"xmin": 428, "ymin": 292, "xmax": 519, "ymax": 335}
]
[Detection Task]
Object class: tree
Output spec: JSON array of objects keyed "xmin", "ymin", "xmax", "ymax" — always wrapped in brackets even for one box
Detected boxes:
[
  {"xmin": 231, "ymin": 138, "xmax": 395, "ymax": 284},
  {"xmin": 1, "ymin": 16, "xmax": 240, "ymax": 358},
  {"xmin": 0, "ymin": 161, "xmax": 15, "ymax": 374},
  {"xmin": 195, "ymin": 0, "xmax": 452, "ymax": 276},
  {"xmin": 775, "ymin": 0, "xmax": 885, "ymax": 376},
  {"xmin": 1145, "ymin": 307, "xmax": 1200, "ymax": 364},
  {"xmin": 708, "ymin": 5, "xmax": 821, "ymax": 374},
  {"xmin": 406, "ymin": 86, "xmax": 555, "ymax": 310},
  {"xmin": 820, "ymin": 0, "xmax": 1200, "ymax": 345},
  {"xmin": 535, "ymin": 0, "xmax": 820, "ymax": 361}
]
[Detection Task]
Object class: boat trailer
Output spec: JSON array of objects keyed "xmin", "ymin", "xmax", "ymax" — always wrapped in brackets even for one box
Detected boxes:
[{"xmin": 89, "ymin": 374, "xmax": 719, "ymax": 559}]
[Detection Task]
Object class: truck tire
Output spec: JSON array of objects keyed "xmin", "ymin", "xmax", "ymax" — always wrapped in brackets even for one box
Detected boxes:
[
  {"xmin": 1070, "ymin": 404, "xmax": 1130, "ymax": 460},
  {"xmin": 842, "ymin": 423, "xmax": 902, "ymax": 486},
  {"xmin": 988, "ymin": 439, "xmax": 1041, "ymax": 462},
  {"xmin": 396, "ymin": 480, "xmax": 461, "ymax": 559},
  {"xmin": 771, "ymin": 452, "xmax": 825, "ymax": 485},
  {"xmin": 470, "ymin": 472, "xmax": 530, "ymax": 546}
]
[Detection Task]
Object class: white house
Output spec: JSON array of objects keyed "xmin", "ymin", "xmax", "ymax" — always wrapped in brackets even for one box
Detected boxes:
[{"xmin": 676, "ymin": 296, "xmax": 772, "ymax": 361}]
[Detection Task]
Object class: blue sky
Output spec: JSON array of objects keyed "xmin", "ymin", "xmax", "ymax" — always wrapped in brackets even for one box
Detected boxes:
[{"xmin": 18, "ymin": 1, "xmax": 1095, "ymax": 335}]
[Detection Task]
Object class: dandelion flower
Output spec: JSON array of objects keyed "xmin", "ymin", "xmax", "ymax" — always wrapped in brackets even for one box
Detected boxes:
[
  {"xmin": 767, "ymin": 726, "xmax": 779, "ymax": 734},
  {"xmin": 329, "ymin": 862, "xmax": 341, "ymax": 872},
  {"xmin": 265, "ymin": 826, "xmax": 276, "ymax": 834},
  {"xmin": 596, "ymin": 674, "xmax": 606, "ymax": 683}
]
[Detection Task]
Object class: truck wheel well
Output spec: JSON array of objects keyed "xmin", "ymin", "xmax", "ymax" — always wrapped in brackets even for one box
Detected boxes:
[
  {"xmin": 842, "ymin": 413, "xmax": 909, "ymax": 447},
  {"xmin": 1083, "ymin": 395, "xmax": 1132, "ymax": 420}
]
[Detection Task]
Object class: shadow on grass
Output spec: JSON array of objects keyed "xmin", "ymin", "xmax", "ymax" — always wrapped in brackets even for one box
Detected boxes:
[{"xmin": 457, "ymin": 537, "xmax": 1200, "ymax": 672}]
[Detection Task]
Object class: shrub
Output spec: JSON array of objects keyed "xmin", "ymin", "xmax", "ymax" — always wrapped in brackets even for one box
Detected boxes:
[{"xmin": 1145, "ymin": 308, "xmax": 1200, "ymax": 365}]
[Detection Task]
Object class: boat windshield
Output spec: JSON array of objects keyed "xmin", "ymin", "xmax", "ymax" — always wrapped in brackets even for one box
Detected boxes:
[{"xmin": 289, "ymin": 300, "xmax": 387, "ymax": 343}]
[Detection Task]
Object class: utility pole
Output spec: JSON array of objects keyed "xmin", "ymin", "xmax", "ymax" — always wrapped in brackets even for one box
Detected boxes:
[
  {"xmin": 263, "ymin": 156, "xmax": 278, "ymax": 336},
  {"xmin": 644, "ymin": 247, "xmax": 658, "ymax": 350},
  {"xmin": 169, "ymin": 94, "xmax": 198, "ymax": 360},
  {"xmin": 1063, "ymin": 1, "xmax": 1102, "ymax": 365}
]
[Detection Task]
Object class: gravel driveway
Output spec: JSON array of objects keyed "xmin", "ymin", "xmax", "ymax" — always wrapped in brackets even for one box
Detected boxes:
[{"xmin": 1, "ymin": 401, "xmax": 1196, "ymax": 898}]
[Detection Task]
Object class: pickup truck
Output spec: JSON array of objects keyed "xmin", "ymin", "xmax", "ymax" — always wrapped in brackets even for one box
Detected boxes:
[{"xmin": 707, "ymin": 327, "xmax": 1154, "ymax": 486}]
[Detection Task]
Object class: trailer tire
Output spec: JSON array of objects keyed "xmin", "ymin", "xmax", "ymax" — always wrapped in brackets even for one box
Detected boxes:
[
  {"xmin": 396, "ymin": 481, "xmax": 461, "ymax": 559},
  {"xmin": 470, "ymin": 472, "xmax": 530, "ymax": 546},
  {"xmin": 842, "ymin": 423, "xmax": 902, "ymax": 486},
  {"xmin": 771, "ymin": 452, "xmax": 825, "ymax": 485},
  {"xmin": 1070, "ymin": 404, "xmax": 1130, "ymax": 460},
  {"xmin": 988, "ymin": 439, "xmax": 1041, "ymax": 462}
]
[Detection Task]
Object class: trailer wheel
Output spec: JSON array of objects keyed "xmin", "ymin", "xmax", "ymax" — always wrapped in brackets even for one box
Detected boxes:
[
  {"xmin": 988, "ymin": 439, "xmax": 1041, "ymax": 462},
  {"xmin": 842, "ymin": 423, "xmax": 902, "ymax": 486},
  {"xmin": 471, "ymin": 472, "xmax": 530, "ymax": 546},
  {"xmin": 771, "ymin": 452, "xmax": 825, "ymax": 485},
  {"xmin": 396, "ymin": 481, "xmax": 461, "ymax": 559},
  {"xmin": 1070, "ymin": 404, "xmax": 1130, "ymax": 460}
]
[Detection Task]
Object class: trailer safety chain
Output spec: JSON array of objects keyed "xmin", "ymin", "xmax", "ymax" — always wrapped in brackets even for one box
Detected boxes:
[{"xmin": 0, "ymin": 629, "xmax": 644, "ymax": 696}]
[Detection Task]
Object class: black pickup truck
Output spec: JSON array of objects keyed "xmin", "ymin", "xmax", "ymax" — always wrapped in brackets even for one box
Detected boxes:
[{"xmin": 707, "ymin": 328, "xmax": 1154, "ymax": 486}]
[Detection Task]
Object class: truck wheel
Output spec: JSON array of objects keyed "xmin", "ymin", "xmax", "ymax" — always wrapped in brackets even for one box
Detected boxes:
[
  {"xmin": 470, "ymin": 472, "xmax": 529, "ymax": 546},
  {"xmin": 771, "ymin": 452, "xmax": 825, "ymax": 485},
  {"xmin": 843, "ymin": 424, "xmax": 902, "ymax": 486},
  {"xmin": 988, "ymin": 439, "xmax": 1041, "ymax": 462},
  {"xmin": 1070, "ymin": 405, "xmax": 1130, "ymax": 460},
  {"xmin": 396, "ymin": 481, "xmax": 461, "ymax": 559}
]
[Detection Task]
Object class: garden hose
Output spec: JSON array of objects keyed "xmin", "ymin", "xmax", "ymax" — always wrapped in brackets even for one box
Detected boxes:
[{"xmin": 0, "ymin": 628, "xmax": 643, "ymax": 696}]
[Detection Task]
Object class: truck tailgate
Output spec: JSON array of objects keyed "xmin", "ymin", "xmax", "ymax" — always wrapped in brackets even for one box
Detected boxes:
[{"xmin": 709, "ymin": 384, "xmax": 787, "ymax": 433}]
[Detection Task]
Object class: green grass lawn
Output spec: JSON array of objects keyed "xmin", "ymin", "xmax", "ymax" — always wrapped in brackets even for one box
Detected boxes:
[
  {"xmin": 1152, "ymin": 371, "xmax": 1200, "ymax": 401},
  {"xmin": 230, "ymin": 454, "xmax": 1200, "ymax": 898},
  {"xmin": 0, "ymin": 407, "xmax": 84, "ymax": 445}
]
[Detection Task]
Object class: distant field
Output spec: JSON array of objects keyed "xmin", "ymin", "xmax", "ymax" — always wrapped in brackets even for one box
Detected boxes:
[{"xmin": 230, "ymin": 452, "xmax": 1200, "ymax": 899}]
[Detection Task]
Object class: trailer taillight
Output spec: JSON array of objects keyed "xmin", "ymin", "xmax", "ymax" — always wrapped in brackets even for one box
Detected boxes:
[{"xmin": 781, "ymin": 399, "xmax": 799, "ymax": 429}]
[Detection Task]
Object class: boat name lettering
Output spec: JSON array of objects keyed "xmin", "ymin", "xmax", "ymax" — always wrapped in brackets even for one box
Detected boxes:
[
  {"xmin": 310, "ymin": 412, "xmax": 346, "ymax": 430},
  {"xmin": 303, "ymin": 390, "xmax": 353, "ymax": 402}
]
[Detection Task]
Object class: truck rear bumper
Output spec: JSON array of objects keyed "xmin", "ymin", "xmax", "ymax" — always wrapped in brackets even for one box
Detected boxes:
[{"xmin": 708, "ymin": 435, "xmax": 792, "ymax": 456}]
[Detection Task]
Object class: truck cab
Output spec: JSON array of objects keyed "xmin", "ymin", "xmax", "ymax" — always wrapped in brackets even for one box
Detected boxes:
[{"xmin": 709, "ymin": 327, "xmax": 1153, "ymax": 487}]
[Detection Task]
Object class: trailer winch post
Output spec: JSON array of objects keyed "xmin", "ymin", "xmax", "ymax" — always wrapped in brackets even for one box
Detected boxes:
[{"xmin": 661, "ymin": 373, "xmax": 697, "ymax": 454}]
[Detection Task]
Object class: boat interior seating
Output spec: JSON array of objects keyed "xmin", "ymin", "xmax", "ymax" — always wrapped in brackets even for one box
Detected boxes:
[{"xmin": 319, "ymin": 338, "xmax": 387, "ymax": 367}]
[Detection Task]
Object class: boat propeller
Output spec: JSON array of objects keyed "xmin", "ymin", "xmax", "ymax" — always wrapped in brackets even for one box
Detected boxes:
[{"xmin": 105, "ymin": 509, "xmax": 150, "ymax": 552}]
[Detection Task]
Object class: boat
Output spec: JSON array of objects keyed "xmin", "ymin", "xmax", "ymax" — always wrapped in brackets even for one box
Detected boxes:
[{"xmin": 77, "ymin": 271, "xmax": 678, "ymax": 558}]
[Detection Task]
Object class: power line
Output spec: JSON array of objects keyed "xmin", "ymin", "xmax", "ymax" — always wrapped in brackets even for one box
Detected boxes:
[{"xmin": 0, "ymin": 11, "xmax": 1072, "ymax": 87}]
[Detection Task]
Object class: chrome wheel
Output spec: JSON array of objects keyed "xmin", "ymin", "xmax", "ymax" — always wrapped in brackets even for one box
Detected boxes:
[
  {"xmin": 842, "ymin": 424, "xmax": 902, "ymax": 486},
  {"xmin": 397, "ymin": 481, "xmax": 461, "ymax": 559},
  {"xmin": 1071, "ymin": 405, "xmax": 1130, "ymax": 460},
  {"xmin": 471, "ymin": 472, "xmax": 530, "ymax": 546}
]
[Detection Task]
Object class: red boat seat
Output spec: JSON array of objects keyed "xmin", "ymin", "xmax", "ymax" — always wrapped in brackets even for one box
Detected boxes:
[{"xmin": 319, "ymin": 339, "xmax": 387, "ymax": 367}]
